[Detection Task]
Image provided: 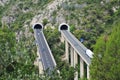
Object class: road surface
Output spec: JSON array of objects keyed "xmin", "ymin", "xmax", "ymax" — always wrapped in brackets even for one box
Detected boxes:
[
  {"xmin": 61, "ymin": 30, "xmax": 91, "ymax": 65},
  {"xmin": 34, "ymin": 29, "xmax": 56, "ymax": 73}
]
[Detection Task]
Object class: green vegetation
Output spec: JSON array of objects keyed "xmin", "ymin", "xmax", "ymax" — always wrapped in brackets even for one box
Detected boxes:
[
  {"xmin": 0, "ymin": 25, "xmax": 38, "ymax": 79},
  {"xmin": 44, "ymin": 27, "xmax": 76, "ymax": 80},
  {"xmin": 61, "ymin": 0, "xmax": 120, "ymax": 50},
  {"xmin": 0, "ymin": 0, "xmax": 54, "ymax": 79},
  {"xmin": 0, "ymin": 0, "xmax": 120, "ymax": 80},
  {"xmin": 90, "ymin": 20, "xmax": 120, "ymax": 80}
]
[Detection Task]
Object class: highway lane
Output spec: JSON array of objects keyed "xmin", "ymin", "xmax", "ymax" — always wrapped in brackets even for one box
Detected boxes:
[
  {"xmin": 61, "ymin": 30, "xmax": 91, "ymax": 65},
  {"xmin": 34, "ymin": 29, "xmax": 56, "ymax": 72}
]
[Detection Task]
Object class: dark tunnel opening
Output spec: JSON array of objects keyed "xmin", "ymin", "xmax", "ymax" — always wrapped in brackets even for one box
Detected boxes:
[
  {"xmin": 60, "ymin": 24, "xmax": 68, "ymax": 30},
  {"xmin": 34, "ymin": 24, "xmax": 42, "ymax": 29}
]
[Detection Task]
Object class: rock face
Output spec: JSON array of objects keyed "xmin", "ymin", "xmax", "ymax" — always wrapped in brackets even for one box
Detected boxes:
[
  {"xmin": 1, "ymin": 16, "xmax": 15, "ymax": 28},
  {"xmin": 0, "ymin": 0, "xmax": 10, "ymax": 6},
  {"xmin": 31, "ymin": 0, "xmax": 66, "ymax": 26}
]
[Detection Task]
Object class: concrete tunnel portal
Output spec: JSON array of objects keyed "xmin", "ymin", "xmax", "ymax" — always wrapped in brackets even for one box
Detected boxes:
[
  {"xmin": 59, "ymin": 23, "xmax": 70, "ymax": 31},
  {"xmin": 33, "ymin": 23, "xmax": 43, "ymax": 30}
]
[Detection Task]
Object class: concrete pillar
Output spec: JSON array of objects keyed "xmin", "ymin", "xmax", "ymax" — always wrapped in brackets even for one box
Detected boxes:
[
  {"xmin": 65, "ymin": 40, "xmax": 69, "ymax": 63},
  {"xmin": 74, "ymin": 50, "xmax": 78, "ymax": 67},
  {"xmin": 38, "ymin": 58, "xmax": 44, "ymax": 74},
  {"xmin": 74, "ymin": 50, "xmax": 78, "ymax": 80},
  {"xmin": 61, "ymin": 33, "xmax": 64, "ymax": 42},
  {"xmin": 70, "ymin": 46, "xmax": 74, "ymax": 66},
  {"xmin": 87, "ymin": 65, "xmax": 90, "ymax": 79},
  {"xmin": 37, "ymin": 48, "xmax": 43, "ymax": 74},
  {"xmin": 80, "ymin": 57, "xmax": 84, "ymax": 78}
]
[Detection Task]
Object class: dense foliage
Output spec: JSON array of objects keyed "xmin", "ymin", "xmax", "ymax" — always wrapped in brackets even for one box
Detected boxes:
[
  {"xmin": 44, "ymin": 27, "xmax": 76, "ymax": 80},
  {"xmin": 90, "ymin": 21, "xmax": 120, "ymax": 80},
  {"xmin": 0, "ymin": 0, "xmax": 120, "ymax": 80},
  {"xmin": 0, "ymin": 0, "xmax": 53, "ymax": 79},
  {"xmin": 0, "ymin": 26, "xmax": 38, "ymax": 79},
  {"xmin": 63, "ymin": 0, "xmax": 120, "ymax": 49}
]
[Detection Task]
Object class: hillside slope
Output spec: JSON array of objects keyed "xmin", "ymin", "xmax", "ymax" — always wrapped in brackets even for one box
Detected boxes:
[{"xmin": 0, "ymin": 0, "xmax": 120, "ymax": 79}]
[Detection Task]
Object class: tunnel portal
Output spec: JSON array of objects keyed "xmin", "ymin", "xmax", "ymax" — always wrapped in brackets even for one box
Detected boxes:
[
  {"xmin": 34, "ymin": 24, "xmax": 43, "ymax": 29},
  {"xmin": 59, "ymin": 23, "xmax": 69, "ymax": 31},
  {"xmin": 60, "ymin": 25, "xmax": 68, "ymax": 30}
]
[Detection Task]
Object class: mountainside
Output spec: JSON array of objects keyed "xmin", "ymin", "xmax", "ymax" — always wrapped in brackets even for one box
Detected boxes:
[{"xmin": 0, "ymin": 0, "xmax": 120, "ymax": 79}]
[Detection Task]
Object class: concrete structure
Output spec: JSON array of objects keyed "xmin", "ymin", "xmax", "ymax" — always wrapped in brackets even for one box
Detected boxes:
[
  {"xmin": 59, "ymin": 23, "xmax": 92, "ymax": 80},
  {"xmin": 33, "ymin": 23, "xmax": 56, "ymax": 74},
  {"xmin": 59, "ymin": 23, "xmax": 70, "ymax": 31},
  {"xmin": 32, "ymin": 23, "xmax": 43, "ymax": 30}
]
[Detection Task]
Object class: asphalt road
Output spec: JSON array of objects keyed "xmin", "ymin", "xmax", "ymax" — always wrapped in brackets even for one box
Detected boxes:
[
  {"xmin": 34, "ymin": 29, "xmax": 55, "ymax": 72},
  {"xmin": 61, "ymin": 30, "xmax": 91, "ymax": 65}
]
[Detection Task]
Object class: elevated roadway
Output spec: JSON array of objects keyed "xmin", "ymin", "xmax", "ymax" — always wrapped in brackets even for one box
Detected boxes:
[
  {"xmin": 33, "ymin": 23, "xmax": 56, "ymax": 74},
  {"xmin": 61, "ymin": 30, "xmax": 91, "ymax": 65}
]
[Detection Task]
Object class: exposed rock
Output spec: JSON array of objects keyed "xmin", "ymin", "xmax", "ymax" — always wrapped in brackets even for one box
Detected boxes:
[
  {"xmin": 1, "ymin": 16, "xmax": 15, "ymax": 28},
  {"xmin": 0, "ymin": 0, "xmax": 10, "ymax": 6},
  {"xmin": 31, "ymin": 0, "xmax": 66, "ymax": 26}
]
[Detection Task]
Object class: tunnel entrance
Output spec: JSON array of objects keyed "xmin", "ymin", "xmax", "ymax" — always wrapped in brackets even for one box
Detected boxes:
[
  {"xmin": 34, "ymin": 24, "xmax": 43, "ymax": 29},
  {"xmin": 60, "ymin": 25, "xmax": 68, "ymax": 30},
  {"xmin": 59, "ymin": 23, "xmax": 69, "ymax": 31}
]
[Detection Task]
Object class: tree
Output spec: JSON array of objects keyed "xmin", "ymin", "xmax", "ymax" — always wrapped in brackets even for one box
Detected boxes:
[
  {"xmin": 90, "ymin": 35, "xmax": 107, "ymax": 80},
  {"xmin": 42, "ymin": 18, "xmax": 49, "ymax": 26},
  {"xmin": 0, "ymin": 27, "xmax": 16, "ymax": 76},
  {"xmin": 90, "ymin": 21, "xmax": 120, "ymax": 80},
  {"xmin": 102, "ymin": 22, "xmax": 120, "ymax": 80}
]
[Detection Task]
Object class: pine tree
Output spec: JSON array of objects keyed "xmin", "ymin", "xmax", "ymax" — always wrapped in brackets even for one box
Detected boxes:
[
  {"xmin": 90, "ymin": 35, "xmax": 107, "ymax": 80},
  {"xmin": 90, "ymin": 21, "xmax": 120, "ymax": 80},
  {"xmin": 102, "ymin": 22, "xmax": 120, "ymax": 80}
]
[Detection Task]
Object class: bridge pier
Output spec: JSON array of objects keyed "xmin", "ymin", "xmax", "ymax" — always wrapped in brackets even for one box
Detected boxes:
[
  {"xmin": 80, "ymin": 57, "xmax": 84, "ymax": 78},
  {"xmin": 74, "ymin": 50, "xmax": 78, "ymax": 80},
  {"xmin": 59, "ymin": 23, "xmax": 92, "ymax": 80},
  {"xmin": 74, "ymin": 50, "xmax": 78, "ymax": 67},
  {"xmin": 87, "ymin": 65, "xmax": 90, "ymax": 79},
  {"xmin": 62, "ymin": 36, "xmax": 90, "ymax": 80},
  {"xmin": 61, "ymin": 33, "xmax": 64, "ymax": 42},
  {"xmin": 65, "ymin": 40, "xmax": 69, "ymax": 63},
  {"xmin": 70, "ymin": 46, "xmax": 74, "ymax": 66},
  {"xmin": 37, "ymin": 48, "xmax": 44, "ymax": 74}
]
